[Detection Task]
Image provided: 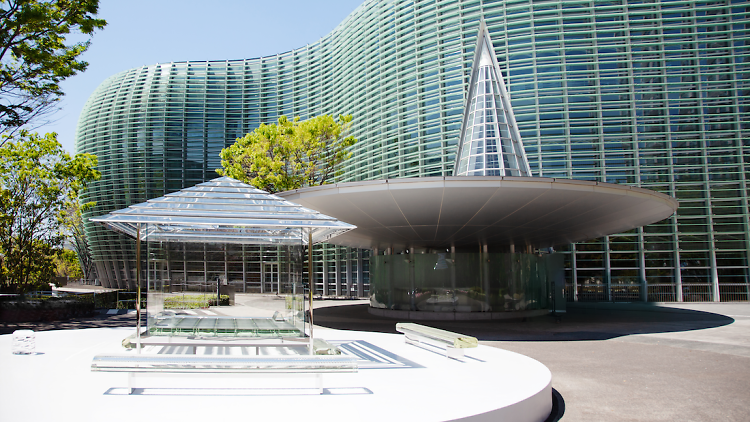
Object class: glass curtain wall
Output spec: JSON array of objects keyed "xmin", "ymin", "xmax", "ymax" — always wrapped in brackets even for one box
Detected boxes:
[{"xmin": 77, "ymin": 0, "xmax": 750, "ymax": 302}]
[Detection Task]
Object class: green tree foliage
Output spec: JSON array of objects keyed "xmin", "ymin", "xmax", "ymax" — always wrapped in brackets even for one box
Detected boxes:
[
  {"xmin": 0, "ymin": 0, "xmax": 106, "ymax": 134},
  {"xmin": 59, "ymin": 194, "xmax": 95, "ymax": 282},
  {"xmin": 53, "ymin": 248, "xmax": 82, "ymax": 279},
  {"xmin": 218, "ymin": 115, "xmax": 357, "ymax": 193},
  {"xmin": 0, "ymin": 130, "xmax": 99, "ymax": 294}
]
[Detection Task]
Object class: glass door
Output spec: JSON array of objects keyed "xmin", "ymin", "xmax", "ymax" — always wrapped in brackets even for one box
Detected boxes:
[{"xmin": 264, "ymin": 262, "xmax": 279, "ymax": 294}]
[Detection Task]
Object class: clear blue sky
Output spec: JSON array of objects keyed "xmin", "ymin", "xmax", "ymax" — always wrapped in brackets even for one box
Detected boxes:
[{"xmin": 37, "ymin": 0, "xmax": 365, "ymax": 154}]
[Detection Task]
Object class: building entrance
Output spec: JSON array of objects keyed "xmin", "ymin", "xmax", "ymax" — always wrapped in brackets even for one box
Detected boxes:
[{"xmin": 263, "ymin": 262, "xmax": 279, "ymax": 294}]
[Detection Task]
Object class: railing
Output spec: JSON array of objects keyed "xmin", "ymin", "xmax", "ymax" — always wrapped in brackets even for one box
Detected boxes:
[
  {"xmin": 681, "ymin": 284, "xmax": 713, "ymax": 302},
  {"xmin": 647, "ymin": 284, "xmax": 676, "ymax": 302},
  {"xmin": 610, "ymin": 285, "xmax": 641, "ymax": 302},
  {"xmin": 574, "ymin": 285, "xmax": 608, "ymax": 302},
  {"xmin": 76, "ymin": 278, "xmax": 99, "ymax": 286},
  {"xmin": 719, "ymin": 284, "xmax": 750, "ymax": 302},
  {"xmin": 563, "ymin": 284, "xmax": 576, "ymax": 301},
  {"xmin": 564, "ymin": 283, "xmax": 724, "ymax": 302}
]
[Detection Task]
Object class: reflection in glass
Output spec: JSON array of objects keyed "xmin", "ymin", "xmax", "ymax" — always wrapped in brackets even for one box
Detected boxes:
[
  {"xmin": 370, "ymin": 252, "xmax": 563, "ymax": 313},
  {"xmin": 147, "ymin": 238, "xmax": 306, "ymax": 338}
]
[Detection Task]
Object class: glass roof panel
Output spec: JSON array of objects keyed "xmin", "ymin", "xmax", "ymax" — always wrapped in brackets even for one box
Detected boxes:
[{"xmin": 91, "ymin": 177, "xmax": 356, "ymax": 245}]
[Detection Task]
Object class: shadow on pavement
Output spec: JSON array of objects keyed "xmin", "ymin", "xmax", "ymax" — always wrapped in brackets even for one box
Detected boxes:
[
  {"xmin": 0, "ymin": 311, "xmax": 139, "ymax": 335},
  {"xmin": 545, "ymin": 388, "xmax": 565, "ymax": 422},
  {"xmin": 312, "ymin": 302, "xmax": 734, "ymax": 342},
  {"xmin": 2, "ymin": 301, "xmax": 734, "ymax": 342}
]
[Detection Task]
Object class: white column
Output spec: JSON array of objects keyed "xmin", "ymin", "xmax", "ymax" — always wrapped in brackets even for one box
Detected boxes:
[
  {"xmin": 639, "ymin": 229, "xmax": 647, "ymax": 302},
  {"xmin": 357, "ymin": 249, "xmax": 364, "ymax": 298},
  {"xmin": 604, "ymin": 236, "xmax": 611, "ymax": 302},
  {"xmin": 322, "ymin": 246, "xmax": 329, "ymax": 296},
  {"xmin": 335, "ymin": 247, "xmax": 341, "ymax": 296},
  {"xmin": 346, "ymin": 247, "xmax": 352, "ymax": 297},
  {"xmin": 571, "ymin": 244, "xmax": 578, "ymax": 302}
]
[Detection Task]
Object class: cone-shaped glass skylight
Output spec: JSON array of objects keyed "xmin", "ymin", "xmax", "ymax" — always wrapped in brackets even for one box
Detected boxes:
[
  {"xmin": 454, "ymin": 21, "xmax": 531, "ymax": 177},
  {"xmin": 90, "ymin": 177, "xmax": 356, "ymax": 245}
]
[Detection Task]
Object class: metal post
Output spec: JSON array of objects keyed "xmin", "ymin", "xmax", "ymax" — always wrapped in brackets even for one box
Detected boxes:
[
  {"xmin": 571, "ymin": 243, "xmax": 578, "ymax": 302},
  {"xmin": 605, "ymin": 236, "xmax": 612, "ymax": 302},
  {"xmin": 135, "ymin": 224, "xmax": 142, "ymax": 354},
  {"xmin": 357, "ymin": 249, "xmax": 364, "ymax": 298},
  {"xmin": 639, "ymin": 229, "xmax": 647, "ymax": 302},
  {"xmin": 710, "ymin": 247, "xmax": 720, "ymax": 302},
  {"xmin": 335, "ymin": 248, "xmax": 341, "ymax": 296},
  {"xmin": 346, "ymin": 247, "xmax": 352, "ymax": 298},
  {"xmin": 450, "ymin": 245, "xmax": 456, "ymax": 295},
  {"xmin": 675, "ymin": 236, "xmax": 683, "ymax": 302},
  {"xmin": 409, "ymin": 247, "xmax": 415, "ymax": 311},
  {"xmin": 322, "ymin": 246, "xmax": 328, "ymax": 296},
  {"xmin": 482, "ymin": 244, "xmax": 490, "ymax": 311},
  {"xmin": 308, "ymin": 229, "xmax": 314, "ymax": 355}
]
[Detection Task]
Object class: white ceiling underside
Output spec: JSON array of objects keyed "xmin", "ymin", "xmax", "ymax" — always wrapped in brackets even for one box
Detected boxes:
[{"xmin": 278, "ymin": 176, "xmax": 678, "ymax": 251}]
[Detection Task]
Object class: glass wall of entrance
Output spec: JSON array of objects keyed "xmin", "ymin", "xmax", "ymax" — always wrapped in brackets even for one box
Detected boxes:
[{"xmin": 370, "ymin": 252, "xmax": 563, "ymax": 313}]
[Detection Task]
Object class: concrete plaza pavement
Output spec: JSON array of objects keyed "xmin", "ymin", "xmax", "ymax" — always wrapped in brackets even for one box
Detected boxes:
[
  {"xmin": 2, "ymin": 295, "xmax": 749, "ymax": 421},
  {"xmin": 311, "ymin": 300, "xmax": 750, "ymax": 422}
]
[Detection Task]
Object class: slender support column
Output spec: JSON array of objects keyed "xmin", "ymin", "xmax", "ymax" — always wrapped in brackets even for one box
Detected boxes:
[
  {"xmin": 482, "ymin": 244, "xmax": 490, "ymax": 311},
  {"xmin": 604, "ymin": 236, "xmax": 612, "ymax": 302},
  {"xmin": 387, "ymin": 247, "xmax": 393, "ymax": 308},
  {"xmin": 183, "ymin": 243, "xmax": 187, "ymax": 292},
  {"xmin": 219, "ymin": 244, "xmax": 226, "ymax": 305},
  {"xmin": 409, "ymin": 247, "xmax": 415, "ymax": 311},
  {"xmin": 346, "ymin": 247, "xmax": 352, "ymax": 297},
  {"xmin": 308, "ymin": 230, "xmax": 314, "ymax": 355},
  {"xmin": 122, "ymin": 256, "xmax": 132, "ymax": 290},
  {"xmin": 710, "ymin": 247, "xmax": 720, "ymax": 302},
  {"xmin": 450, "ymin": 245, "xmax": 456, "ymax": 296},
  {"xmin": 639, "ymin": 229, "xmax": 647, "ymax": 302},
  {"xmin": 114, "ymin": 258, "xmax": 123, "ymax": 289},
  {"xmin": 322, "ymin": 246, "xmax": 329, "ymax": 296},
  {"xmin": 242, "ymin": 245, "xmax": 246, "ymax": 293},
  {"xmin": 165, "ymin": 247, "xmax": 171, "ymax": 292},
  {"xmin": 335, "ymin": 248, "xmax": 341, "ymax": 296},
  {"xmin": 103, "ymin": 261, "xmax": 115, "ymax": 290},
  {"xmin": 674, "ymin": 246, "xmax": 683, "ymax": 302},
  {"xmin": 135, "ymin": 224, "xmax": 142, "ymax": 354},
  {"xmin": 571, "ymin": 244, "xmax": 578, "ymax": 302},
  {"xmin": 203, "ymin": 244, "xmax": 207, "ymax": 294},
  {"xmin": 357, "ymin": 249, "xmax": 364, "ymax": 298},
  {"xmin": 260, "ymin": 256, "xmax": 265, "ymax": 294}
]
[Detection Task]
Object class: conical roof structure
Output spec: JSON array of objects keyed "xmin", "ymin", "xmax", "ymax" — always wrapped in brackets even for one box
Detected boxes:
[
  {"xmin": 90, "ymin": 177, "xmax": 356, "ymax": 245},
  {"xmin": 454, "ymin": 21, "xmax": 531, "ymax": 177}
]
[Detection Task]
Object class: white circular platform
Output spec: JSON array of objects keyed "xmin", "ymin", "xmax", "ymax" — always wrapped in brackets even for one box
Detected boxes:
[{"xmin": 0, "ymin": 327, "xmax": 552, "ymax": 422}]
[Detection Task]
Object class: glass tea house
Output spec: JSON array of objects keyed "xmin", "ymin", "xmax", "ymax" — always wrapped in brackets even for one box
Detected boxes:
[{"xmin": 91, "ymin": 177, "xmax": 355, "ymax": 342}]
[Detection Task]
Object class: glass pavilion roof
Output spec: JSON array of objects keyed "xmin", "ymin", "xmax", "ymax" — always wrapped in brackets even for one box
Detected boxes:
[{"xmin": 90, "ymin": 177, "xmax": 356, "ymax": 245}]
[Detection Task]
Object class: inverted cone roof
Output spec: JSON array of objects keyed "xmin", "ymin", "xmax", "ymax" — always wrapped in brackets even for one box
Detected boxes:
[
  {"xmin": 90, "ymin": 177, "xmax": 356, "ymax": 245},
  {"xmin": 454, "ymin": 21, "xmax": 530, "ymax": 177}
]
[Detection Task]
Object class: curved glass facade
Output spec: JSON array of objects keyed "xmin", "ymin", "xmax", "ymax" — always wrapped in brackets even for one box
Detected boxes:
[{"xmin": 77, "ymin": 0, "xmax": 750, "ymax": 302}]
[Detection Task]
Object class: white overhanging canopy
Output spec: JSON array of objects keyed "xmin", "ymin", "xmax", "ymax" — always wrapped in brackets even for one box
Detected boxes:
[{"xmin": 90, "ymin": 176, "xmax": 356, "ymax": 245}]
